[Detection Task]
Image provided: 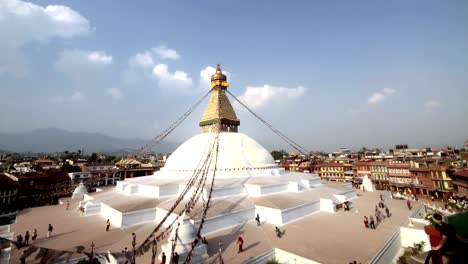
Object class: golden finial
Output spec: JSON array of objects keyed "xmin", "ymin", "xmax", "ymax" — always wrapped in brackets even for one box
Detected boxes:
[{"xmin": 210, "ymin": 64, "xmax": 229, "ymax": 89}]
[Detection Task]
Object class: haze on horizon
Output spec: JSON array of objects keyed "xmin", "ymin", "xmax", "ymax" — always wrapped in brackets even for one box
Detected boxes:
[{"xmin": 0, "ymin": 0, "xmax": 467, "ymax": 152}]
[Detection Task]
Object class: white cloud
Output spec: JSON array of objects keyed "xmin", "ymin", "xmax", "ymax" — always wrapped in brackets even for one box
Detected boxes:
[
  {"xmin": 55, "ymin": 49, "xmax": 113, "ymax": 80},
  {"xmin": 151, "ymin": 46, "xmax": 180, "ymax": 60},
  {"xmin": 129, "ymin": 51, "xmax": 154, "ymax": 68},
  {"xmin": 424, "ymin": 100, "xmax": 441, "ymax": 112},
  {"xmin": 152, "ymin": 64, "xmax": 193, "ymax": 91},
  {"xmin": 128, "ymin": 46, "xmax": 179, "ymax": 69},
  {"xmin": 54, "ymin": 90, "xmax": 84, "ymax": 103},
  {"xmin": 368, "ymin": 88, "xmax": 395, "ymax": 105},
  {"xmin": 237, "ymin": 85, "xmax": 306, "ymax": 109},
  {"xmin": 0, "ymin": 0, "xmax": 91, "ymax": 77},
  {"xmin": 199, "ymin": 66, "xmax": 231, "ymax": 89},
  {"xmin": 107, "ymin": 87, "xmax": 122, "ymax": 100}
]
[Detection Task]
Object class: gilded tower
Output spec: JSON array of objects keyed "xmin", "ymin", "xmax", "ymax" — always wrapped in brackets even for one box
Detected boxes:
[{"xmin": 199, "ymin": 64, "xmax": 240, "ymax": 133}]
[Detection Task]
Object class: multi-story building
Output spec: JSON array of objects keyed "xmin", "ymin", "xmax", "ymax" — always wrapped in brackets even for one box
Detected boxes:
[
  {"xmin": 0, "ymin": 173, "xmax": 19, "ymax": 218},
  {"xmin": 353, "ymin": 161, "xmax": 372, "ymax": 177},
  {"xmin": 318, "ymin": 163, "xmax": 348, "ymax": 182},
  {"xmin": 387, "ymin": 162, "xmax": 411, "ymax": 192},
  {"xmin": 370, "ymin": 162, "xmax": 389, "ymax": 190},
  {"xmin": 68, "ymin": 163, "xmax": 120, "ymax": 187},
  {"xmin": 450, "ymin": 169, "xmax": 468, "ymax": 196},
  {"xmin": 409, "ymin": 168, "xmax": 433, "ymax": 196},
  {"xmin": 429, "ymin": 166, "xmax": 453, "ymax": 195}
]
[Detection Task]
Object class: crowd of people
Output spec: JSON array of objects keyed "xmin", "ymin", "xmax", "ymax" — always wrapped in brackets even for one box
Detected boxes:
[{"xmin": 362, "ymin": 194, "xmax": 392, "ymax": 230}]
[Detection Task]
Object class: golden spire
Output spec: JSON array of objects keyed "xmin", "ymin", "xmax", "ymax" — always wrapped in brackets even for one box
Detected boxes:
[
  {"xmin": 199, "ymin": 64, "xmax": 239, "ymax": 133},
  {"xmin": 210, "ymin": 64, "xmax": 229, "ymax": 89}
]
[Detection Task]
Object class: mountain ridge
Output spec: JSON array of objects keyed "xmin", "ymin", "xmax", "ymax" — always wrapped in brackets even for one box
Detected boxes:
[{"xmin": 0, "ymin": 128, "xmax": 178, "ymax": 154}]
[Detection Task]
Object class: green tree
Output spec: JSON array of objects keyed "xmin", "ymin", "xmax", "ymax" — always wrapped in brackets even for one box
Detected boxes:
[
  {"xmin": 90, "ymin": 153, "xmax": 98, "ymax": 162},
  {"xmin": 271, "ymin": 150, "xmax": 287, "ymax": 161}
]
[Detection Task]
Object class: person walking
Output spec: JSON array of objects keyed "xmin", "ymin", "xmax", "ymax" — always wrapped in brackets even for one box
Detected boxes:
[
  {"xmin": 47, "ymin": 224, "xmax": 53, "ymax": 238},
  {"xmin": 161, "ymin": 252, "xmax": 166, "ymax": 264},
  {"xmin": 344, "ymin": 202, "xmax": 349, "ymax": 212},
  {"xmin": 380, "ymin": 193, "xmax": 384, "ymax": 201},
  {"xmin": 384, "ymin": 206, "xmax": 390, "ymax": 218},
  {"xmin": 66, "ymin": 200, "xmax": 70, "ymax": 210},
  {"xmin": 173, "ymin": 252, "xmax": 179, "ymax": 264},
  {"xmin": 16, "ymin": 235, "xmax": 23, "ymax": 248},
  {"xmin": 20, "ymin": 250, "xmax": 26, "ymax": 264},
  {"xmin": 363, "ymin": 216, "xmax": 369, "ymax": 228},
  {"xmin": 106, "ymin": 219, "xmax": 110, "ymax": 231},
  {"xmin": 275, "ymin": 227, "xmax": 282, "ymax": 238},
  {"xmin": 406, "ymin": 199, "xmax": 412, "ymax": 211},
  {"xmin": 24, "ymin": 231, "xmax": 30, "ymax": 245},
  {"xmin": 369, "ymin": 216, "xmax": 376, "ymax": 229},
  {"xmin": 132, "ymin": 233, "xmax": 136, "ymax": 244},
  {"xmin": 376, "ymin": 211, "xmax": 382, "ymax": 224},
  {"xmin": 32, "ymin": 228, "xmax": 37, "ymax": 241},
  {"xmin": 236, "ymin": 236, "xmax": 244, "ymax": 253},
  {"xmin": 255, "ymin": 214, "xmax": 261, "ymax": 226}
]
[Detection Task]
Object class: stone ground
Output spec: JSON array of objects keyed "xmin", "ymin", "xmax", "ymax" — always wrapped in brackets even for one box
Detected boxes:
[
  {"xmin": 204, "ymin": 189, "xmax": 420, "ymax": 264},
  {"xmin": 6, "ymin": 188, "xmax": 421, "ymax": 264}
]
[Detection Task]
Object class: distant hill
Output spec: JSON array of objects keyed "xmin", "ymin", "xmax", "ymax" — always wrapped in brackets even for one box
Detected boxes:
[{"xmin": 0, "ymin": 128, "xmax": 178, "ymax": 154}]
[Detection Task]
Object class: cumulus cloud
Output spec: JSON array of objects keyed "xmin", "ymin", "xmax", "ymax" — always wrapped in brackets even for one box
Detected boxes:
[
  {"xmin": 55, "ymin": 49, "xmax": 113, "ymax": 80},
  {"xmin": 125, "ymin": 46, "xmax": 181, "ymax": 86},
  {"xmin": 424, "ymin": 100, "xmax": 441, "ymax": 112},
  {"xmin": 107, "ymin": 87, "xmax": 122, "ymax": 100},
  {"xmin": 199, "ymin": 66, "xmax": 231, "ymax": 89},
  {"xmin": 152, "ymin": 64, "xmax": 193, "ymax": 91},
  {"xmin": 129, "ymin": 51, "xmax": 154, "ymax": 68},
  {"xmin": 368, "ymin": 88, "xmax": 395, "ymax": 105},
  {"xmin": 0, "ymin": 0, "xmax": 91, "ymax": 77},
  {"xmin": 237, "ymin": 85, "xmax": 306, "ymax": 109},
  {"xmin": 151, "ymin": 46, "xmax": 180, "ymax": 60},
  {"xmin": 54, "ymin": 91, "xmax": 84, "ymax": 103}
]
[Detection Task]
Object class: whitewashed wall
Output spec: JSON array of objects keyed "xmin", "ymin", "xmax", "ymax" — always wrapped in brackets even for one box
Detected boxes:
[
  {"xmin": 255, "ymin": 205, "xmax": 283, "ymax": 226},
  {"xmin": 101, "ymin": 203, "xmax": 123, "ymax": 228},
  {"xmin": 282, "ymin": 201, "xmax": 321, "ymax": 224},
  {"xmin": 137, "ymin": 184, "xmax": 159, "ymax": 197},
  {"xmin": 244, "ymin": 184, "xmax": 262, "ymax": 197},
  {"xmin": 122, "ymin": 208, "xmax": 157, "ymax": 227},
  {"xmin": 260, "ymin": 184, "xmax": 288, "ymax": 195},
  {"xmin": 196, "ymin": 207, "xmax": 255, "ymax": 235},
  {"xmin": 369, "ymin": 231, "xmax": 402, "ymax": 264},
  {"xmin": 319, "ymin": 198, "xmax": 335, "ymax": 213},
  {"xmin": 400, "ymin": 227, "xmax": 431, "ymax": 251},
  {"xmin": 275, "ymin": 248, "xmax": 321, "ymax": 264},
  {"xmin": 155, "ymin": 208, "xmax": 179, "ymax": 228}
]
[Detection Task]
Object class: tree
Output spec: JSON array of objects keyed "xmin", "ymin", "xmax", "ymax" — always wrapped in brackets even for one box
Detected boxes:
[
  {"xmin": 90, "ymin": 153, "xmax": 98, "ymax": 162},
  {"xmin": 271, "ymin": 150, "xmax": 287, "ymax": 161}
]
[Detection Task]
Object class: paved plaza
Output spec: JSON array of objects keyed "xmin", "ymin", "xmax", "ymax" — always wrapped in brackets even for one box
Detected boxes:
[{"xmin": 7, "ymin": 186, "xmax": 421, "ymax": 263}]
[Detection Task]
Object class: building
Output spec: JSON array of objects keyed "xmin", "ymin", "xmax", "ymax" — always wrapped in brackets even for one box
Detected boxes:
[
  {"xmin": 318, "ymin": 163, "xmax": 348, "ymax": 182},
  {"xmin": 68, "ymin": 163, "xmax": 119, "ymax": 186},
  {"xmin": 10, "ymin": 171, "xmax": 72, "ymax": 209},
  {"xmin": 429, "ymin": 165, "xmax": 453, "ymax": 195},
  {"xmin": 0, "ymin": 173, "xmax": 19, "ymax": 219},
  {"xmin": 409, "ymin": 168, "xmax": 433, "ymax": 196},
  {"xmin": 115, "ymin": 158, "xmax": 156, "ymax": 179},
  {"xmin": 354, "ymin": 161, "xmax": 372, "ymax": 178},
  {"xmin": 370, "ymin": 162, "xmax": 389, "ymax": 190},
  {"xmin": 450, "ymin": 169, "xmax": 468, "ymax": 196},
  {"xmin": 387, "ymin": 162, "xmax": 411, "ymax": 193}
]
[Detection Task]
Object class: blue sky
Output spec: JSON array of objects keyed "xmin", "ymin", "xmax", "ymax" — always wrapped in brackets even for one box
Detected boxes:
[{"xmin": 1, "ymin": 0, "xmax": 467, "ymax": 151}]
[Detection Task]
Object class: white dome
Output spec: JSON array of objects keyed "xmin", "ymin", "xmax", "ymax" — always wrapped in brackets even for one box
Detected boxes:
[{"xmin": 162, "ymin": 133, "xmax": 276, "ymax": 172}]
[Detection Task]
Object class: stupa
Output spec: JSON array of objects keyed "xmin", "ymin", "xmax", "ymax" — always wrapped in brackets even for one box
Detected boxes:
[
  {"xmin": 6, "ymin": 65, "xmax": 418, "ymax": 264},
  {"xmin": 80, "ymin": 65, "xmax": 356, "ymax": 233}
]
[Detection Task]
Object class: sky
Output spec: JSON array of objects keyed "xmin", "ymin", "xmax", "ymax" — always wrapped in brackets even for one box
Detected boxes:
[{"xmin": 1, "ymin": 0, "xmax": 467, "ymax": 152}]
